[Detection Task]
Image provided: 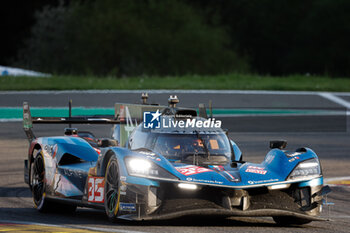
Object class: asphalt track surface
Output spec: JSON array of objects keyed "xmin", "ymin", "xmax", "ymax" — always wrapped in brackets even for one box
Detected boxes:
[{"xmin": 0, "ymin": 90, "xmax": 349, "ymax": 233}]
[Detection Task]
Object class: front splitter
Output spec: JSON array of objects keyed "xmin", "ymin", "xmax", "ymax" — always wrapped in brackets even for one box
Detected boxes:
[{"xmin": 118, "ymin": 208, "xmax": 327, "ymax": 221}]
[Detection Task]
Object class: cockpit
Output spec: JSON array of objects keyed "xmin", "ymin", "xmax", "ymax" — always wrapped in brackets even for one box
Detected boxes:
[{"xmin": 129, "ymin": 124, "xmax": 233, "ymax": 165}]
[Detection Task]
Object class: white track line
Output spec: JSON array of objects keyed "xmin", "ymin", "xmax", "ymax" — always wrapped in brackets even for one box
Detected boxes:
[
  {"xmin": 319, "ymin": 94, "xmax": 350, "ymax": 132},
  {"xmin": 336, "ymin": 92, "xmax": 350, "ymax": 96},
  {"xmin": 0, "ymin": 119, "xmax": 21, "ymax": 122},
  {"xmin": 0, "ymin": 220, "xmax": 147, "ymax": 233},
  {"xmin": 319, "ymin": 93, "xmax": 350, "ymax": 109}
]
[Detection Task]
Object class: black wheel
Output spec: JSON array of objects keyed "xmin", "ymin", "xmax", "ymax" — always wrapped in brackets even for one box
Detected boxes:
[
  {"xmin": 31, "ymin": 151, "xmax": 51, "ymax": 212},
  {"xmin": 273, "ymin": 216, "xmax": 312, "ymax": 225},
  {"xmin": 31, "ymin": 151, "xmax": 76, "ymax": 213},
  {"xmin": 104, "ymin": 158, "xmax": 120, "ymax": 222}
]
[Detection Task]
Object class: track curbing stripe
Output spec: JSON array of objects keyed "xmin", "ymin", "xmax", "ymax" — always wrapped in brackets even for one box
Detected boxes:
[
  {"xmin": 324, "ymin": 176, "xmax": 350, "ymax": 187},
  {"xmin": 0, "ymin": 220, "xmax": 148, "ymax": 233}
]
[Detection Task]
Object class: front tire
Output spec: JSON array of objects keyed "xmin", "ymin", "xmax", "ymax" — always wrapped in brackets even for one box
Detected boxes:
[{"xmin": 104, "ymin": 158, "xmax": 121, "ymax": 222}]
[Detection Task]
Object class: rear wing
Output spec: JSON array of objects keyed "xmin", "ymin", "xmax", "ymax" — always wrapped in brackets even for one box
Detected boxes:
[
  {"xmin": 22, "ymin": 100, "xmax": 166, "ymax": 143},
  {"xmin": 23, "ymin": 101, "xmax": 120, "ymax": 142}
]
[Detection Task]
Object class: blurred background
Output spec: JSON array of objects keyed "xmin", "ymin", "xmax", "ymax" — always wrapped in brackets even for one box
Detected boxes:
[{"xmin": 1, "ymin": 0, "xmax": 350, "ymax": 77}]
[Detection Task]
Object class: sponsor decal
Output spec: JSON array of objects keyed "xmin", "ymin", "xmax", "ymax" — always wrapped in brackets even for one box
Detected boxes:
[
  {"xmin": 286, "ymin": 152, "xmax": 302, "ymax": 157},
  {"xmin": 176, "ymin": 165, "xmax": 212, "ymax": 176},
  {"xmin": 61, "ymin": 168, "xmax": 84, "ymax": 178},
  {"xmin": 186, "ymin": 177, "xmax": 223, "ymax": 185},
  {"xmin": 245, "ymin": 165, "xmax": 267, "ymax": 175},
  {"xmin": 248, "ymin": 179, "xmax": 279, "ymax": 184},
  {"xmin": 87, "ymin": 177, "xmax": 105, "ymax": 203},
  {"xmin": 288, "ymin": 156, "xmax": 300, "ymax": 162},
  {"xmin": 146, "ymin": 155, "xmax": 161, "ymax": 161},
  {"xmin": 222, "ymin": 171, "xmax": 240, "ymax": 182},
  {"xmin": 119, "ymin": 203, "xmax": 136, "ymax": 212},
  {"xmin": 139, "ymin": 151, "xmax": 155, "ymax": 156},
  {"xmin": 43, "ymin": 144, "xmax": 57, "ymax": 157},
  {"xmin": 139, "ymin": 151, "xmax": 161, "ymax": 161},
  {"xmin": 143, "ymin": 110, "xmax": 161, "ymax": 129},
  {"xmin": 208, "ymin": 165, "xmax": 239, "ymax": 181},
  {"xmin": 209, "ymin": 165, "xmax": 225, "ymax": 172}
]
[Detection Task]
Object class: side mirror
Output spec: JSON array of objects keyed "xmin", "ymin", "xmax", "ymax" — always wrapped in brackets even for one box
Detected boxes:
[
  {"xmin": 230, "ymin": 140, "xmax": 242, "ymax": 161},
  {"xmin": 64, "ymin": 128, "xmax": 78, "ymax": 136},
  {"xmin": 269, "ymin": 140, "xmax": 287, "ymax": 149}
]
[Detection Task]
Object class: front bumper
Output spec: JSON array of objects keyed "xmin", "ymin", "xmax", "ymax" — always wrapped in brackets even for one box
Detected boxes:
[{"xmin": 117, "ymin": 177, "xmax": 330, "ymax": 221}]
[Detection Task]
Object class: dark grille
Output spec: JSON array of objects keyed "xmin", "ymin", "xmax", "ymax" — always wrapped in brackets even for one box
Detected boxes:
[{"xmin": 158, "ymin": 198, "xmax": 224, "ymax": 214}]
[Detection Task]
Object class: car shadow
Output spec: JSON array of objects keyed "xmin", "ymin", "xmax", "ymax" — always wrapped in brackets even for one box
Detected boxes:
[
  {"xmin": 0, "ymin": 207, "xmax": 325, "ymax": 230},
  {"xmin": 0, "ymin": 187, "xmax": 31, "ymax": 197}
]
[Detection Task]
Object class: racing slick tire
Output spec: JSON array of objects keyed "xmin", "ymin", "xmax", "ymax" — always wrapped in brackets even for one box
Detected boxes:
[
  {"xmin": 31, "ymin": 151, "xmax": 77, "ymax": 213},
  {"xmin": 104, "ymin": 157, "xmax": 121, "ymax": 222},
  {"xmin": 273, "ymin": 216, "xmax": 312, "ymax": 225}
]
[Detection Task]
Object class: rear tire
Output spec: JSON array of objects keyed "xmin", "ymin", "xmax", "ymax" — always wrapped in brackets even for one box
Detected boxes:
[
  {"xmin": 273, "ymin": 216, "xmax": 312, "ymax": 225},
  {"xmin": 31, "ymin": 151, "xmax": 76, "ymax": 213},
  {"xmin": 104, "ymin": 158, "xmax": 120, "ymax": 222},
  {"xmin": 31, "ymin": 151, "xmax": 51, "ymax": 212}
]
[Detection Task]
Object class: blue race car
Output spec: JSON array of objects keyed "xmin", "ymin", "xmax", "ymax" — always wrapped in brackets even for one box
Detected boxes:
[{"xmin": 23, "ymin": 94, "xmax": 330, "ymax": 225}]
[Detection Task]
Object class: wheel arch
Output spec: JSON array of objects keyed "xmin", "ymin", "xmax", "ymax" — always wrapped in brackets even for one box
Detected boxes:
[
  {"xmin": 29, "ymin": 142, "xmax": 42, "ymax": 162},
  {"xmin": 27, "ymin": 143, "xmax": 43, "ymax": 189},
  {"xmin": 100, "ymin": 150, "xmax": 117, "ymax": 177}
]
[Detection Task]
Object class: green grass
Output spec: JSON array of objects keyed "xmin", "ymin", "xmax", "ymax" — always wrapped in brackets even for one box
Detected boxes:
[{"xmin": 1, "ymin": 74, "xmax": 350, "ymax": 91}]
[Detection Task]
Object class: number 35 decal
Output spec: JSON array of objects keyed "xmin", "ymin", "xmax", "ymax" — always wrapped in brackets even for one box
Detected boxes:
[{"xmin": 88, "ymin": 177, "xmax": 105, "ymax": 203}]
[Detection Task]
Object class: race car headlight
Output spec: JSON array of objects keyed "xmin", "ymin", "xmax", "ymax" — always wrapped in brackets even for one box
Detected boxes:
[
  {"xmin": 288, "ymin": 158, "xmax": 321, "ymax": 180},
  {"xmin": 128, "ymin": 159, "xmax": 152, "ymax": 174},
  {"xmin": 125, "ymin": 157, "xmax": 178, "ymax": 180}
]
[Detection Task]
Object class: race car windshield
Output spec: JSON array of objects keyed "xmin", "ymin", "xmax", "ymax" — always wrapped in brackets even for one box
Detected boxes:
[{"xmin": 152, "ymin": 133, "xmax": 232, "ymax": 165}]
